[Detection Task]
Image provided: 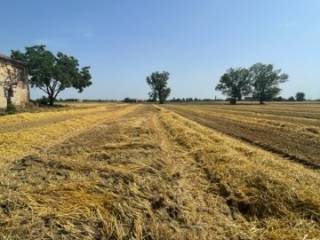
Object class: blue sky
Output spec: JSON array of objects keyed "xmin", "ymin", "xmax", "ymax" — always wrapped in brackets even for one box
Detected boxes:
[{"xmin": 2, "ymin": 0, "xmax": 320, "ymax": 99}]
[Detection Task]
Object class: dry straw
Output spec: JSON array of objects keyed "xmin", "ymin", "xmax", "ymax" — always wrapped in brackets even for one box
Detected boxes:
[{"xmin": 0, "ymin": 104, "xmax": 319, "ymax": 239}]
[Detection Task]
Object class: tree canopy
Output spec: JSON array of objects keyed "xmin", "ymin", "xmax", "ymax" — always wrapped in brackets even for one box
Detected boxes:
[
  {"xmin": 146, "ymin": 71, "xmax": 171, "ymax": 104},
  {"xmin": 11, "ymin": 45, "xmax": 92, "ymax": 105},
  {"xmin": 296, "ymin": 92, "xmax": 306, "ymax": 101},
  {"xmin": 216, "ymin": 63, "xmax": 289, "ymax": 104},
  {"xmin": 250, "ymin": 63, "xmax": 288, "ymax": 104},
  {"xmin": 215, "ymin": 68, "xmax": 251, "ymax": 104}
]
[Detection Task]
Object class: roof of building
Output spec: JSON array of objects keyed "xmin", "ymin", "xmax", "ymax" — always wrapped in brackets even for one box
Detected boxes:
[{"xmin": 0, "ymin": 53, "xmax": 27, "ymax": 66}]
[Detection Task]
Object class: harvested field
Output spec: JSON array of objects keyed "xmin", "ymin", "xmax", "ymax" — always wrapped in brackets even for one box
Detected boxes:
[
  {"xmin": 165, "ymin": 103, "xmax": 320, "ymax": 167},
  {"xmin": 1, "ymin": 103, "xmax": 320, "ymax": 239}
]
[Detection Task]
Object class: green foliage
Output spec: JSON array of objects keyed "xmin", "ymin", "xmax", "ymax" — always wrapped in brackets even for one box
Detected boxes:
[
  {"xmin": 273, "ymin": 96, "xmax": 286, "ymax": 101},
  {"xmin": 6, "ymin": 103, "xmax": 17, "ymax": 114},
  {"xmin": 288, "ymin": 96, "xmax": 295, "ymax": 101},
  {"xmin": 215, "ymin": 68, "xmax": 251, "ymax": 104},
  {"xmin": 296, "ymin": 92, "xmax": 306, "ymax": 101},
  {"xmin": 11, "ymin": 45, "xmax": 92, "ymax": 106},
  {"xmin": 250, "ymin": 63, "xmax": 288, "ymax": 104},
  {"xmin": 146, "ymin": 71, "xmax": 171, "ymax": 104},
  {"xmin": 123, "ymin": 97, "xmax": 137, "ymax": 103},
  {"xmin": 35, "ymin": 96, "xmax": 49, "ymax": 105},
  {"xmin": 216, "ymin": 63, "xmax": 288, "ymax": 104}
]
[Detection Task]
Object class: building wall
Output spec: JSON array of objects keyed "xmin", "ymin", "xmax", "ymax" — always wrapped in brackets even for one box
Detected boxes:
[
  {"xmin": 10, "ymin": 80, "xmax": 29, "ymax": 107},
  {"xmin": 0, "ymin": 59, "xmax": 29, "ymax": 109},
  {"xmin": 0, "ymin": 85, "xmax": 6, "ymax": 108}
]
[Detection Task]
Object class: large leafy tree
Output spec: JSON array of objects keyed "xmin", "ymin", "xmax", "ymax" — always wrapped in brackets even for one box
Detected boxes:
[
  {"xmin": 146, "ymin": 71, "xmax": 171, "ymax": 104},
  {"xmin": 249, "ymin": 63, "xmax": 288, "ymax": 104},
  {"xmin": 11, "ymin": 45, "xmax": 92, "ymax": 105},
  {"xmin": 215, "ymin": 68, "xmax": 251, "ymax": 104}
]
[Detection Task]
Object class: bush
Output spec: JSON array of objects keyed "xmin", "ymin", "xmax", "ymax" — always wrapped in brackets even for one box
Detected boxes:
[
  {"xmin": 273, "ymin": 96, "xmax": 285, "ymax": 101},
  {"xmin": 6, "ymin": 103, "xmax": 17, "ymax": 114},
  {"xmin": 35, "ymin": 96, "xmax": 49, "ymax": 105},
  {"xmin": 123, "ymin": 98, "xmax": 137, "ymax": 103},
  {"xmin": 288, "ymin": 96, "xmax": 295, "ymax": 101}
]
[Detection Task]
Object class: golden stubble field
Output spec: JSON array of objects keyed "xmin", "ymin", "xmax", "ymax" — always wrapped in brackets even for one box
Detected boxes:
[
  {"xmin": 0, "ymin": 103, "xmax": 320, "ymax": 240},
  {"xmin": 165, "ymin": 103, "xmax": 320, "ymax": 167}
]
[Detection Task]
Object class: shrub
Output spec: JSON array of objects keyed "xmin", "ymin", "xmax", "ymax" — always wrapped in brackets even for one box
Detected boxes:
[
  {"xmin": 35, "ymin": 96, "xmax": 49, "ymax": 106},
  {"xmin": 288, "ymin": 96, "xmax": 295, "ymax": 101},
  {"xmin": 123, "ymin": 98, "xmax": 137, "ymax": 103},
  {"xmin": 6, "ymin": 103, "xmax": 17, "ymax": 114}
]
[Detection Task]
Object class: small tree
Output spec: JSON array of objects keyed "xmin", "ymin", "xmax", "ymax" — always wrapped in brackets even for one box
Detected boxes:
[
  {"xmin": 288, "ymin": 96, "xmax": 295, "ymax": 101},
  {"xmin": 250, "ymin": 63, "xmax": 288, "ymax": 104},
  {"xmin": 146, "ymin": 71, "xmax": 171, "ymax": 104},
  {"xmin": 296, "ymin": 92, "xmax": 306, "ymax": 101},
  {"xmin": 11, "ymin": 45, "xmax": 92, "ymax": 106},
  {"xmin": 215, "ymin": 68, "xmax": 251, "ymax": 104}
]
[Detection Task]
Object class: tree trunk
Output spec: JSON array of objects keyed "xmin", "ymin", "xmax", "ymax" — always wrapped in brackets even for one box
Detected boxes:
[
  {"xmin": 48, "ymin": 95, "xmax": 55, "ymax": 106},
  {"xmin": 230, "ymin": 98, "xmax": 237, "ymax": 104},
  {"xmin": 158, "ymin": 90, "xmax": 163, "ymax": 104},
  {"xmin": 260, "ymin": 91, "xmax": 265, "ymax": 104}
]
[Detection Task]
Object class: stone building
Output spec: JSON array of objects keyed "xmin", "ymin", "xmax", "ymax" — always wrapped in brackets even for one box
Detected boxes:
[{"xmin": 0, "ymin": 53, "xmax": 29, "ymax": 109}]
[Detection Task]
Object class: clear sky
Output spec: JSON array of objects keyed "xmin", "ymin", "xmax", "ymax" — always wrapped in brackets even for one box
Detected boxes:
[{"xmin": 2, "ymin": 0, "xmax": 320, "ymax": 100}]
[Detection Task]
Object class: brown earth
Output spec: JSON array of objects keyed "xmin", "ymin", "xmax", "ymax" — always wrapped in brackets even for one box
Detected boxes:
[{"xmin": 165, "ymin": 104, "xmax": 320, "ymax": 168}]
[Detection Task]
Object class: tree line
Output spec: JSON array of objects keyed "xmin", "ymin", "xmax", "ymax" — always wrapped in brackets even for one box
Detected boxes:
[
  {"xmin": 215, "ymin": 63, "xmax": 289, "ymax": 104},
  {"xmin": 8, "ymin": 45, "xmax": 308, "ymax": 106},
  {"xmin": 146, "ymin": 63, "xmax": 308, "ymax": 104}
]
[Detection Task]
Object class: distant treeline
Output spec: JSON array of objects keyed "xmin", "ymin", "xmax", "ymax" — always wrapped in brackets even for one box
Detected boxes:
[
  {"xmin": 168, "ymin": 98, "xmax": 221, "ymax": 102},
  {"xmin": 33, "ymin": 97, "xmax": 119, "ymax": 105},
  {"xmin": 8, "ymin": 44, "xmax": 318, "ymax": 107},
  {"xmin": 39, "ymin": 96, "xmax": 318, "ymax": 104},
  {"xmin": 57, "ymin": 98, "xmax": 119, "ymax": 102},
  {"xmin": 123, "ymin": 96, "xmax": 317, "ymax": 103}
]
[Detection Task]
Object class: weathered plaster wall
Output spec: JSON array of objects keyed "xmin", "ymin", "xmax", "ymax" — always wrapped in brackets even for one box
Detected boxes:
[
  {"xmin": 0, "ymin": 85, "xmax": 6, "ymax": 108},
  {"xmin": 11, "ymin": 81, "xmax": 29, "ymax": 107},
  {"xmin": 0, "ymin": 60, "xmax": 29, "ymax": 109}
]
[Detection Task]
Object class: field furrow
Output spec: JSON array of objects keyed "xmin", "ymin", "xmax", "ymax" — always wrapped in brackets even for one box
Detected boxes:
[
  {"xmin": 0, "ymin": 104, "xmax": 136, "ymax": 168},
  {"xmin": 193, "ymin": 103, "xmax": 320, "ymax": 119},
  {"xmin": 166, "ymin": 104, "xmax": 320, "ymax": 167},
  {"xmin": 1, "ymin": 104, "xmax": 320, "ymax": 240},
  {"xmin": 0, "ymin": 104, "xmax": 123, "ymax": 133},
  {"xmin": 158, "ymin": 107, "xmax": 320, "ymax": 239}
]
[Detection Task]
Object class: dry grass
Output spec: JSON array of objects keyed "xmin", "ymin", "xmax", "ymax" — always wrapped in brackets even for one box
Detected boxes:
[
  {"xmin": 0, "ymin": 104, "xmax": 319, "ymax": 239},
  {"xmin": 165, "ymin": 103, "xmax": 320, "ymax": 167},
  {"xmin": 0, "ymin": 104, "xmax": 135, "ymax": 168},
  {"xmin": 159, "ymin": 107, "xmax": 320, "ymax": 239}
]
